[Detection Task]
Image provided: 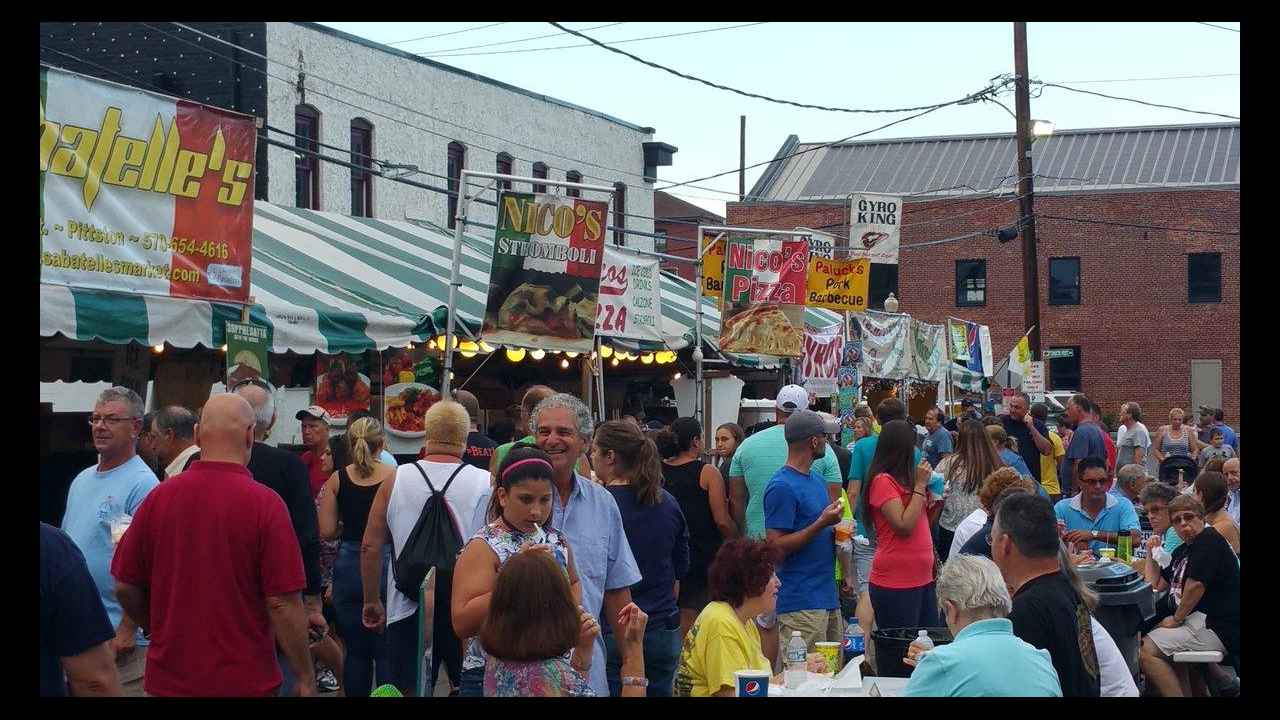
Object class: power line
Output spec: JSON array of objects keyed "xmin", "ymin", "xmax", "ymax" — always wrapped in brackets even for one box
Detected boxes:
[
  {"xmin": 551, "ymin": 21, "xmax": 1009, "ymax": 115},
  {"xmin": 415, "ymin": 22, "xmax": 625, "ymax": 56},
  {"xmin": 1048, "ymin": 73, "xmax": 1239, "ymax": 85},
  {"xmin": 429, "ymin": 22, "xmax": 767, "ymax": 58},
  {"xmin": 384, "ymin": 22, "xmax": 509, "ymax": 46},
  {"xmin": 1195, "ymin": 22, "xmax": 1240, "ymax": 33},
  {"xmin": 1037, "ymin": 214, "xmax": 1239, "ymax": 235},
  {"xmin": 1035, "ymin": 82, "xmax": 1240, "ymax": 120}
]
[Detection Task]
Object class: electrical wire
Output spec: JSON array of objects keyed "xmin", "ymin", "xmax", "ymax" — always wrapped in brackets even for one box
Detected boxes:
[
  {"xmin": 414, "ymin": 22, "xmax": 625, "ymax": 56},
  {"xmin": 428, "ymin": 22, "xmax": 767, "ymax": 58},
  {"xmin": 1048, "ymin": 73, "xmax": 1239, "ymax": 85},
  {"xmin": 1036, "ymin": 214, "xmax": 1239, "ymax": 235},
  {"xmin": 1035, "ymin": 82, "xmax": 1240, "ymax": 121},
  {"xmin": 1195, "ymin": 22, "xmax": 1239, "ymax": 33},
  {"xmin": 384, "ymin": 22, "xmax": 510, "ymax": 46}
]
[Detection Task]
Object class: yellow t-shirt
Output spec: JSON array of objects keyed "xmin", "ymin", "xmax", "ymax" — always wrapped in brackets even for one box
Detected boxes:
[
  {"xmin": 1040, "ymin": 431, "xmax": 1066, "ymax": 495},
  {"xmin": 674, "ymin": 601, "xmax": 771, "ymax": 697}
]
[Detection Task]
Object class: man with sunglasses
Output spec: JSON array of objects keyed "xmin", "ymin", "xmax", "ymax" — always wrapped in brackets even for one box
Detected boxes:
[
  {"xmin": 61, "ymin": 387, "xmax": 160, "ymax": 688},
  {"xmin": 1054, "ymin": 457, "xmax": 1140, "ymax": 557}
]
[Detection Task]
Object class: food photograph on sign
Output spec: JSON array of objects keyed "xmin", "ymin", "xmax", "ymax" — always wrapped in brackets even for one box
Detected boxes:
[
  {"xmin": 314, "ymin": 354, "xmax": 372, "ymax": 424},
  {"xmin": 481, "ymin": 191, "xmax": 608, "ymax": 354},
  {"xmin": 719, "ymin": 236, "xmax": 807, "ymax": 357}
]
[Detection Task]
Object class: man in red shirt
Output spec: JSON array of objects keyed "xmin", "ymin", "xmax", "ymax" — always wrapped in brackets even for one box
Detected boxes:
[
  {"xmin": 112, "ymin": 393, "xmax": 315, "ymax": 697},
  {"xmin": 296, "ymin": 406, "xmax": 333, "ymax": 498},
  {"xmin": 1088, "ymin": 401, "xmax": 1117, "ymax": 476}
]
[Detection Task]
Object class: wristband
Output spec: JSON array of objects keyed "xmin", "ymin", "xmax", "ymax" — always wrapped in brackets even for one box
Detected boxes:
[{"xmin": 621, "ymin": 676, "xmax": 649, "ymax": 688}]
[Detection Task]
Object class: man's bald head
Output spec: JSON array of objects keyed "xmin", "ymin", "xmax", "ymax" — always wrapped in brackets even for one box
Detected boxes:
[
  {"xmin": 234, "ymin": 384, "xmax": 276, "ymax": 439},
  {"xmin": 197, "ymin": 394, "xmax": 256, "ymax": 465}
]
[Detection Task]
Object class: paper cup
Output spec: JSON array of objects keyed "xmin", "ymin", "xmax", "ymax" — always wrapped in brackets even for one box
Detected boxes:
[
  {"xmin": 734, "ymin": 669, "xmax": 770, "ymax": 697},
  {"xmin": 815, "ymin": 642, "xmax": 841, "ymax": 674}
]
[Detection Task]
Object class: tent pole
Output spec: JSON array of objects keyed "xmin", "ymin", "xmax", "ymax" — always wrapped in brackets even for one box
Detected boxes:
[
  {"xmin": 694, "ymin": 227, "xmax": 706, "ymax": 430},
  {"xmin": 441, "ymin": 171, "xmax": 471, "ymax": 398}
]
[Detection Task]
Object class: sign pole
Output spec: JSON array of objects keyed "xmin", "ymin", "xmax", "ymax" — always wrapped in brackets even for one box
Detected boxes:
[
  {"xmin": 441, "ymin": 170, "xmax": 473, "ymax": 398},
  {"xmin": 693, "ymin": 232, "xmax": 707, "ymax": 429}
]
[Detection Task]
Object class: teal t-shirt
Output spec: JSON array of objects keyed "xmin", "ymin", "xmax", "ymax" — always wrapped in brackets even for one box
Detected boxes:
[{"xmin": 728, "ymin": 425, "xmax": 842, "ymax": 539}]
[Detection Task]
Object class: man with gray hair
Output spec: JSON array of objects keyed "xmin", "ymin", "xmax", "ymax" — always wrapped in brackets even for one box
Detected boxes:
[
  {"xmin": 1110, "ymin": 464, "xmax": 1150, "ymax": 528},
  {"xmin": 61, "ymin": 386, "xmax": 159, "ymax": 690},
  {"xmin": 1116, "ymin": 402, "xmax": 1154, "ymax": 478},
  {"xmin": 904, "ymin": 553, "xmax": 1062, "ymax": 696},
  {"xmin": 152, "ymin": 406, "xmax": 200, "ymax": 480}
]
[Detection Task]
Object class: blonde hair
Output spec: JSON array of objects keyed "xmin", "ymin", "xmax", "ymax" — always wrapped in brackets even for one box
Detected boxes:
[
  {"xmin": 424, "ymin": 400, "xmax": 470, "ymax": 452},
  {"xmin": 348, "ymin": 417, "xmax": 385, "ymax": 478},
  {"xmin": 1170, "ymin": 407, "xmax": 1186, "ymax": 421}
]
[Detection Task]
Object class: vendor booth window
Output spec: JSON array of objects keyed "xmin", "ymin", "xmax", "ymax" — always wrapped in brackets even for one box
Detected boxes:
[
  {"xmin": 955, "ymin": 259, "xmax": 986, "ymax": 307},
  {"xmin": 295, "ymin": 105, "xmax": 320, "ymax": 210},
  {"xmin": 350, "ymin": 118, "xmax": 373, "ymax": 217},
  {"xmin": 1188, "ymin": 252, "xmax": 1221, "ymax": 303},
  {"xmin": 565, "ymin": 170, "xmax": 582, "ymax": 197},
  {"xmin": 613, "ymin": 182, "xmax": 626, "ymax": 245},
  {"xmin": 447, "ymin": 141, "xmax": 466, "ymax": 229},
  {"xmin": 532, "ymin": 162, "xmax": 548, "ymax": 194},
  {"xmin": 1048, "ymin": 346, "xmax": 1082, "ymax": 391},
  {"xmin": 495, "ymin": 153, "xmax": 513, "ymax": 190},
  {"xmin": 1049, "ymin": 257, "xmax": 1081, "ymax": 305}
]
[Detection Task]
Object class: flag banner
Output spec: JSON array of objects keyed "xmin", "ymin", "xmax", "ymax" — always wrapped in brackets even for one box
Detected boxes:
[
  {"xmin": 856, "ymin": 310, "xmax": 913, "ymax": 380},
  {"xmin": 801, "ymin": 323, "xmax": 843, "ymax": 396},
  {"xmin": 481, "ymin": 191, "xmax": 608, "ymax": 353},
  {"xmin": 910, "ymin": 320, "xmax": 948, "ymax": 383},
  {"xmin": 40, "ymin": 66, "xmax": 257, "ymax": 303},
  {"xmin": 947, "ymin": 317, "xmax": 995, "ymax": 378},
  {"xmin": 847, "ymin": 193, "xmax": 902, "ymax": 264},
  {"xmin": 595, "ymin": 246, "xmax": 664, "ymax": 342},
  {"xmin": 700, "ymin": 231, "xmax": 729, "ymax": 298},
  {"xmin": 950, "ymin": 364, "xmax": 987, "ymax": 394},
  {"xmin": 719, "ymin": 236, "xmax": 808, "ymax": 357}
]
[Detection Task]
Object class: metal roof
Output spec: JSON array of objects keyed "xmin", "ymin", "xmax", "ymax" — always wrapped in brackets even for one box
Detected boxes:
[{"xmin": 748, "ymin": 123, "xmax": 1240, "ymax": 201}]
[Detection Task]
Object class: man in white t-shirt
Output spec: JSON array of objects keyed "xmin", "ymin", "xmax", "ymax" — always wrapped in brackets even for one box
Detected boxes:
[
  {"xmin": 358, "ymin": 400, "xmax": 490, "ymax": 696},
  {"xmin": 1115, "ymin": 402, "xmax": 1154, "ymax": 479}
]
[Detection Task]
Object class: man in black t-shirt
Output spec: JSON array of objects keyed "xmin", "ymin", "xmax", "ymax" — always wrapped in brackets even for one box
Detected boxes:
[
  {"xmin": 1000, "ymin": 392, "xmax": 1052, "ymax": 484},
  {"xmin": 453, "ymin": 389, "xmax": 497, "ymax": 470},
  {"xmin": 40, "ymin": 522, "xmax": 122, "ymax": 696},
  {"xmin": 992, "ymin": 493, "xmax": 1101, "ymax": 698}
]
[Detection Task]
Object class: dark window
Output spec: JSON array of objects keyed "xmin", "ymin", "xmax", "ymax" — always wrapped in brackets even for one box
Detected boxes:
[
  {"xmin": 654, "ymin": 230, "xmax": 668, "ymax": 254},
  {"xmin": 447, "ymin": 141, "xmax": 466, "ymax": 229},
  {"xmin": 566, "ymin": 170, "xmax": 582, "ymax": 198},
  {"xmin": 532, "ymin": 162, "xmax": 548, "ymax": 194},
  {"xmin": 612, "ymin": 182, "xmax": 626, "ymax": 245},
  {"xmin": 955, "ymin": 259, "xmax": 987, "ymax": 307},
  {"xmin": 1048, "ymin": 346, "xmax": 1082, "ymax": 391},
  {"xmin": 295, "ymin": 105, "xmax": 320, "ymax": 210},
  {"xmin": 349, "ymin": 118, "xmax": 373, "ymax": 217},
  {"xmin": 869, "ymin": 263, "xmax": 898, "ymax": 310},
  {"xmin": 1188, "ymin": 253, "xmax": 1221, "ymax": 303},
  {"xmin": 495, "ymin": 153, "xmax": 513, "ymax": 191},
  {"xmin": 1048, "ymin": 257, "xmax": 1080, "ymax": 305}
]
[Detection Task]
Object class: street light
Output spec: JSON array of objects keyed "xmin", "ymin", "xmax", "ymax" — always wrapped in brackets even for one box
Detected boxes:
[
  {"xmin": 1031, "ymin": 119, "xmax": 1056, "ymax": 139},
  {"xmin": 884, "ymin": 292, "xmax": 900, "ymax": 313}
]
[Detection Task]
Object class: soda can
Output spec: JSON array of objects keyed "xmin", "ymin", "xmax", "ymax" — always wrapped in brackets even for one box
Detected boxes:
[{"xmin": 734, "ymin": 669, "xmax": 770, "ymax": 697}]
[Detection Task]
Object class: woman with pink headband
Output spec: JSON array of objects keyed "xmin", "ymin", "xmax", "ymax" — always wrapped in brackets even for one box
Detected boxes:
[{"xmin": 451, "ymin": 444, "xmax": 586, "ymax": 696}]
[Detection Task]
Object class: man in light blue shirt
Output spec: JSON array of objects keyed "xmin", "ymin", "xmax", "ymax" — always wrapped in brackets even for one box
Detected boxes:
[
  {"xmin": 473, "ymin": 393, "xmax": 641, "ymax": 697},
  {"xmin": 1055, "ymin": 457, "xmax": 1140, "ymax": 555},
  {"xmin": 1224, "ymin": 457, "xmax": 1240, "ymax": 528},
  {"xmin": 905, "ymin": 554, "xmax": 1061, "ymax": 697},
  {"xmin": 61, "ymin": 387, "xmax": 159, "ymax": 684}
]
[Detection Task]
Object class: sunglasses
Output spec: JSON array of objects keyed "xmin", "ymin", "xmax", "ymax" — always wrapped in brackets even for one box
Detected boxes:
[
  {"xmin": 1170, "ymin": 512, "xmax": 1201, "ymax": 525},
  {"xmin": 1081, "ymin": 477, "xmax": 1109, "ymax": 486},
  {"xmin": 230, "ymin": 376, "xmax": 274, "ymax": 393}
]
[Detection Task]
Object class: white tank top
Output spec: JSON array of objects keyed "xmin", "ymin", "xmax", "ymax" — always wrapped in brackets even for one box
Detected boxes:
[{"xmin": 385, "ymin": 460, "xmax": 492, "ymax": 625}]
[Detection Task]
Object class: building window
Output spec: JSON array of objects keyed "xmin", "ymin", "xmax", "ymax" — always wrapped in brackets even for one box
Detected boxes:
[
  {"xmin": 1188, "ymin": 253, "xmax": 1221, "ymax": 303},
  {"xmin": 1049, "ymin": 257, "xmax": 1080, "ymax": 305},
  {"xmin": 612, "ymin": 182, "xmax": 626, "ymax": 245},
  {"xmin": 1047, "ymin": 346, "xmax": 1082, "ymax": 391},
  {"xmin": 955, "ymin": 259, "xmax": 986, "ymax": 307},
  {"xmin": 566, "ymin": 170, "xmax": 582, "ymax": 198},
  {"xmin": 495, "ymin": 153, "xmax": 513, "ymax": 191},
  {"xmin": 295, "ymin": 105, "xmax": 320, "ymax": 210},
  {"xmin": 447, "ymin": 141, "xmax": 465, "ymax": 229},
  {"xmin": 532, "ymin": 162, "xmax": 548, "ymax": 194},
  {"xmin": 349, "ymin": 118, "xmax": 373, "ymax": 217},
  {"xmin": 654, "ymin": 230, "xmax": 668, "ymax": 254},
  {"xmin": 869, "ymin": 263, "xmax": 898, "ymax": 310}
]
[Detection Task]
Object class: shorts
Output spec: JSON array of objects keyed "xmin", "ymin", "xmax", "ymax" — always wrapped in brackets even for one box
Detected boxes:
[
  {"xmin": 1147, "ymin": 612, "xmax": 1226, "ymax": 656},
  {"xmin": 852, "ymin": 541, "xmax": 875, "ymax": 596},
  {"xmin": 775, "ymin": 609, "xmax": 843, "ymax": 665}
]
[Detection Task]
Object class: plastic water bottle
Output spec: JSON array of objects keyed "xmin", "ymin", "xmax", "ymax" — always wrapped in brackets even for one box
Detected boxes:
[
  {"xmin": 910, "ymin": 629, "xmax": 934, "ymax": 661},
  {"xmin": 785, "ymin": 631, "xmax": 807, "ymax": 689},
  {"xmin": 842, "ymin": 620, "xmax": 864, "ymax": 668}
]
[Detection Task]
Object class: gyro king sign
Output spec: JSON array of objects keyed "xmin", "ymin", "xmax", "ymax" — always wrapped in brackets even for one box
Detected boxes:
[
  {"xmin": 847, "ymin": 192, "xmax": 902, "ymax": 265},
  {"xmin": 39, "ymin": 66, "xmax": 257, "ymax": 303}
]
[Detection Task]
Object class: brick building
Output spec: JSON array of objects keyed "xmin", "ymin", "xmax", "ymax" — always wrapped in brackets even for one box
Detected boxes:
[
  {"xmin": 653, "ymin": 190, "xmax": 724, "ymax": 281},
  {"xmin": 729, "ymin": 123, "xmax": 1240, "ymax": 431}
]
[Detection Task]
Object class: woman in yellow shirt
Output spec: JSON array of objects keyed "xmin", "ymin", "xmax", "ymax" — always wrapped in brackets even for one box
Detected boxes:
[{"xmin": 1031, "ymin": 403, "xmax": 1066, "ymax": 501}]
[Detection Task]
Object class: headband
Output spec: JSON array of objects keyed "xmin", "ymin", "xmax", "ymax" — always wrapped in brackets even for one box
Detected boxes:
[{"xmin": 501, "ymin": 457, "xmax": 553, "ymax": 481}]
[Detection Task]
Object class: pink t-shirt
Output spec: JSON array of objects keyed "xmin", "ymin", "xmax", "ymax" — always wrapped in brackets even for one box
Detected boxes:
[{"xmin": 867, "ymin": 472, "xmax": 935, "ymax": 589}]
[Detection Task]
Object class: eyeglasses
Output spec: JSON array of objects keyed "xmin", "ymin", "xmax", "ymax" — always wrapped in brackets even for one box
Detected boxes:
[
  {"xmin": 1081, "ymin": 477, "xmax": 1109, "ymax": 486},
  {"xmin": 230, "ymin": 376, "xmax": 274, "ymax": 393},
  {"xmin": 88, "ymin": 415, "xmax": 138, "ymax": 427},
  {"xmin": 1170, "ymin": 512, "xmax": 1201, "ymax": 525}
]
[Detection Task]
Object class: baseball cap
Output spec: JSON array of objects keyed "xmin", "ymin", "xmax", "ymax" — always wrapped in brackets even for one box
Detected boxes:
[
  {"xmin": 776, "ymin": 385, "xmax": 810, "ymax": 412},
  {"xmin": 816, "ymin": 411, "xmax": 841, "ymax": 436},
  {"xmin": 296, "ymin": 406, "xmax": 332, "ymax": 424},
  {"xmin": 785, "ymin": 410, "xmax": 827, "ymax": 444}
]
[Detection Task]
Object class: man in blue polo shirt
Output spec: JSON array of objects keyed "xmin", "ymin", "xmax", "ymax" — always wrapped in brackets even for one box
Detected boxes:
[{"xmin": 1055, "ymin": 457, "xmax": 1140, "ymax": 556}]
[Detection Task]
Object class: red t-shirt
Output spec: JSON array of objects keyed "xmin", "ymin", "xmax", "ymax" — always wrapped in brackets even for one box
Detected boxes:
[
  {"xmin": 867, "ymin": 472, "xmax": 935, "ymax": 589},
  {"xmin": 301, "ymin": 450, "xmax": 329, "ymax": 498},
  {"xmin": 111, "ymin": 461, "xmax": 306, "ymax": 697},
  {"xmin": 1102, "ymin": 430, "xmax": 1117, "ymax": 475}
]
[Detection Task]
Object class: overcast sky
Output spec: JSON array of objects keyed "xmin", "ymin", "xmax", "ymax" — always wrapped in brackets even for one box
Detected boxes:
[{"xmin": 320, "ymin": 21, "xmax": 1240, "ymax": 217}]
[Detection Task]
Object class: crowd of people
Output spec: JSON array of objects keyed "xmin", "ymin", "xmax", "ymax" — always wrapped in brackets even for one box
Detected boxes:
[{"xmin": 41, "ymin": 381, "xmax": 1240, "ymax": 698}]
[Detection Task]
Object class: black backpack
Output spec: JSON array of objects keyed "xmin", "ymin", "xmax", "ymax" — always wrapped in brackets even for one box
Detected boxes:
[{"xmin": 391, "ymin": 462, "xmax": 467, "ymax": 597}]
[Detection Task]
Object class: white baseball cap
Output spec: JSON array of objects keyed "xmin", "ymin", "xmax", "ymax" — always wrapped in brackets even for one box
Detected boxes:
[
  {"xmin": 776, "ymin": 385, "xmax": 810, "ymax": 412},
  {"xmin": 296, "ymin": 406, "xmax": 332, "ymax": 424}
]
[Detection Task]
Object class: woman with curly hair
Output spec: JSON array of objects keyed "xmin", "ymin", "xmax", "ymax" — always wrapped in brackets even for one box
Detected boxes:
[{"xmin": 947, "ymin": 467, "xmax": 1036, "ymax": 560}]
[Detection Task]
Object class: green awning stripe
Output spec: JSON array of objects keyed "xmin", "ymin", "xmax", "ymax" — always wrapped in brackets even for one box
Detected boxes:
[
  {"xmin": 72, "ymin": 288, "xmax": 148, "ymax": 345},
  {"xmin": 251, "ymin": 244, "xmax": 413, "ymax": 321},
  {"xmin": 318, "ymin": 311, "xmax": 375, "ymax": 354}
]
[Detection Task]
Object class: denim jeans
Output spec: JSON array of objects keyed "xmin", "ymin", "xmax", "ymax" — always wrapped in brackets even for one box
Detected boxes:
[
  {"xmin": 333, "ymin": 541, "xmax": 390, "ymax": 698},
  {"xmin": 604, "ymin": 615, "xmax": 682, "ymax": 697},
  {"xmin": 460, "ymin": 666, "xmax": 485, "ymax": 697},
  {"xmin": 867, "ymin": 582, "xmax": 939, "ymax": 630}
]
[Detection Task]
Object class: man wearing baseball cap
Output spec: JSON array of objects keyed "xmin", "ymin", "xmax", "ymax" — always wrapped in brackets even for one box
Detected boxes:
[
  {"xmin": 728, "ymin": 385, "xmax": 845, "ymax": 541},
  {"xmin": 296, "ymin": 407, "xmax": 333, "ymax": 498},
  {"xmin": 763, "ymin": 410, "xmax": 845, "ymax": 662}
]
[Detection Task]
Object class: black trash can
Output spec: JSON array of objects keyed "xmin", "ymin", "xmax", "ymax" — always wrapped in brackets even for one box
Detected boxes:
[
  {"xmin": 1075, "ymin": 561, "xmax": 1154, "ymax": 680},
  {"xmin": 870, "ymin": 627, "xmax": 953, "ymax": 678}
]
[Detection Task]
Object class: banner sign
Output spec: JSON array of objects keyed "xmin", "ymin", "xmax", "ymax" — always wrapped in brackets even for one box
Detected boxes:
[
  {"xmin": 947, "ymin": 317, "xmax": 994, "ymax": 378},
  {"xmin": 910, "ymin": 320, "xmax": 948, "ymax": 383},
  {"xmin": 838, "ymin": 318, "xmax": 863, "ymax": 446},
  {"xmin": 801, "ymin": 324, "xmax": 843, "ymax": 396},
  {"xmin": 857, "ymin": 310, "xmax": 913, "ymax": 380},
  {"xmin": 225, "ymin": 321, "xmax": 269, "ymax": 388},
  {"xmin": 807, "ymin": 256, "xmax": 870, "ymax": 312},
  {"xmin": 700, "ymin": 231, "xmax": 728, "ymax": 298},
  {"xmin": 596, "ymin": 246, "xmax": 664, "ymax": 342},
  {"xmin": 847, "ymin": 193, "xmax": 902, "ymax": 264},
  {"xmin": 1022, "ymin": 360, "xmax": 1045, "ymax": 395},
  {"xmin": 481, "ymin": 191, "xmax": 608, "ymax": 353},
  {"xmin": 719, "ymin": 236, "xmax": 807, "ymax": 357},
  {"xmin": 40, "ymin": 66, "xmax": 257, "ymax": 303}
]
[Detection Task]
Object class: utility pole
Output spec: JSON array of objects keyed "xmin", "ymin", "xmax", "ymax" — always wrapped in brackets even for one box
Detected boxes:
[
  {"xmin": 739, "ymin": 115, "xmax": 747, "ymax": 202},
  {"xmin": 1013, "ymin": 22, "xmax": 1042, "ymax": 358}
]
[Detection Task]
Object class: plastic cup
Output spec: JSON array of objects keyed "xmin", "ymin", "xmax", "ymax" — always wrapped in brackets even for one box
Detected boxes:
[
  {"xmin": 734, "ymin": 669, "xmax": 770, "ymax": 697},
  {"xmin": 815, "ymin": 642, "xmax": 841, "ymax": 674},
  {"xmin": 833, "ymin": 521, "xmax": 854, "ymax": 544}
]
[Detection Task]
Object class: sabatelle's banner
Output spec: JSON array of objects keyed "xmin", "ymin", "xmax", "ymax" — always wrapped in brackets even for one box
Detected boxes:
[
  {"xmin": 596, "ymin": 245, "xmax": 664, "ymax": 342},
  {"xmin": 40, "ymin": 66, "xmax": 257, "ymax": 304},
  {"xmin": 481, "ymin": 190, "xmax": 608, "ymax": 353},
  {"xmin": 719, "ymin": 236, "xmax": 807, "ymax": 357},
  {"xmin": 847, "ymin": 192, "xmax": 902, "ymax": 265}
]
